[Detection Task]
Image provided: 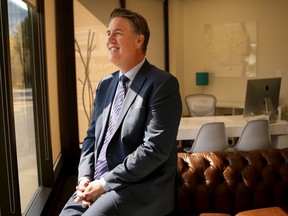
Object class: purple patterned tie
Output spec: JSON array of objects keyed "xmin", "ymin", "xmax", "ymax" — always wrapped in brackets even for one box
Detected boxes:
[{"xmin": 94, "ymin": 75, "xmax": 129, "ymax": 179}]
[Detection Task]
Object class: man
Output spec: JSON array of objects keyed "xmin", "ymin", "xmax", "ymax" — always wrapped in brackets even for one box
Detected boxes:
[{"xmin": 60, "ymin": 8, "xmax": 182, "ymax": 216}]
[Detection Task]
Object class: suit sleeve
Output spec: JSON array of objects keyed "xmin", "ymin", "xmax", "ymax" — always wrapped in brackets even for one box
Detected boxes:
[{"xmin": 77, "ymin": 87, "xmax": 99, "ymax": 181}]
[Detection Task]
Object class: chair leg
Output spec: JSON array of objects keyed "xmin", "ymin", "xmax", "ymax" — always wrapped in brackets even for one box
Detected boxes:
[{"xmin": 180, "ymin": 140, "xmax": 193, "ymax": 152}]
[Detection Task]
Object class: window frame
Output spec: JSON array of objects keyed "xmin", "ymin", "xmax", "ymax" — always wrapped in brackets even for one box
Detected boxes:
[{"xmin": 0, "ymin": 0, "xmax": 53, "ymax": 215}]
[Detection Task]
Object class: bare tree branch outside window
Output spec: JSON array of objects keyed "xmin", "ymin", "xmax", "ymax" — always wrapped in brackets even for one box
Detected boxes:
[{"xmin": 75, "ymin": 30, "xmax": 96, "ymax": 124}]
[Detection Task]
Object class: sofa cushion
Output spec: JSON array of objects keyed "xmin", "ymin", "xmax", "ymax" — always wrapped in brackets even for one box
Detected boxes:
[
  {"xmin": 236, "ymin": 206, "xmax": 288, "ymax": 216},
  {"xmin": 176, "ymin": 148, "xmax": 288, "ymax": 215}
]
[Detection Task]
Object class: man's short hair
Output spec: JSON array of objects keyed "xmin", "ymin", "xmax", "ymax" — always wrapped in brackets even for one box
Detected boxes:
[{"xmin": 109, "ymin": 8, "xmax": 150, "ymax": 53}]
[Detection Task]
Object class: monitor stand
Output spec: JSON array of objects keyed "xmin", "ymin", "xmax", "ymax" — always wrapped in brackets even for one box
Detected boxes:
[{"xmin": 264, "ymin": 97, "xmax": 277, "ymax": 123}]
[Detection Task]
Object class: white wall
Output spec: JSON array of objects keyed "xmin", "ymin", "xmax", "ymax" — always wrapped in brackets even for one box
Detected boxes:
[
  {"xmin": 45, "ymin": 0, "xmax": 61, "ymax": 164},
  {"xmin": 126, "ymin": 0, "xmax": 165, "ymax": 70},
  {"xmin": 170, "ymin": 0, "xmax": 288, "ymax": 116},
  {"xmin": 169, "ymin": 0, "xmax": 185, "ymax": 95}
]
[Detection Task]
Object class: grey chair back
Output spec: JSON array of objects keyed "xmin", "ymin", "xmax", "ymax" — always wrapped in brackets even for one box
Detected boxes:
[
  {"xmin": 184, "ymin": 122, "xmax": 228, "ymax": 153},
  {"xmin": 185, "ymin": 94, "xmax": 217, "ymax": 117},
  {"xmin": 234, "ymin": 119, "xmax": 271, "ymax": 151}
]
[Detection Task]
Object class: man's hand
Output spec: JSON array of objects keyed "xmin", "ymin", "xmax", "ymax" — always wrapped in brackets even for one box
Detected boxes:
[
  {"xmin": 74, "ymin": 179, "xmax": 106, "ymax": 208},
  {"xmin": 74, "ymin": 178, "xmax": 90, "ymax": 207},
  {"xmin": 82, "ymin": 180, "xmax": 106, "ymax": 203}
]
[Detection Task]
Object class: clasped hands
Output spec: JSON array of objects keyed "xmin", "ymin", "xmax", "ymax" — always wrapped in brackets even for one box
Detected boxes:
[{"xmin": 74, "ymin": 178, "xmax": 106, "ymax": 208}]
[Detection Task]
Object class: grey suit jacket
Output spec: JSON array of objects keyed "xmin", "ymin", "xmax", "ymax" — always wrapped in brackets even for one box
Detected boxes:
[{"xmin": 78, "ymin": 60, "xmax": 182, "ymax": 216}]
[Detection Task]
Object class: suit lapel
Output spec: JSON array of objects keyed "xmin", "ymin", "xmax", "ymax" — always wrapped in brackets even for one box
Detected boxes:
[
  {"xmin": 97, "ymin": 73, "xmax": 119, "ymax": 152},
  {"xmin": 103, "ymin": 75, "xmax": 118, "ymax": 120},
  {"xmin": 100, "ymin": 61, "xmax": 150, "ymax": 146},
  {"xmin": 114, "ymin": 61, "xmax": 150, "ymax": 130}
]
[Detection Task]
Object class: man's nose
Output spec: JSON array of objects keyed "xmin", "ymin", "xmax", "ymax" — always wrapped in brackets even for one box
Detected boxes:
[{"xmin": 107, "ymin": 33, "xmax": 116, "ymax": 42}]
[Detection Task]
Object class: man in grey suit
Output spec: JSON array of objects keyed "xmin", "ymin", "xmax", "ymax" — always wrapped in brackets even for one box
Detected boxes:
[{"xmin": 60, "ymin": 8, "xmax": 182, "ymax": 216}]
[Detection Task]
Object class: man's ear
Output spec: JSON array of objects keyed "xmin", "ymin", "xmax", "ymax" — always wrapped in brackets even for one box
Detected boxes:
[{"xmin": 136, "ymin": 35, "xmax": 144, "ymax": 49}]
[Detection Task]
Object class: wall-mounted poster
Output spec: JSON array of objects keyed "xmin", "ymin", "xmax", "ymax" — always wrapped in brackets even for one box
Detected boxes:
[{"xmin": 204, "ymin": 22, "xmax": 257, "ymax": 78}]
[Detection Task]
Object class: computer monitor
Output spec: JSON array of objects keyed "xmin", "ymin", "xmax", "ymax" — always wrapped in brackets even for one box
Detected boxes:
[{"xmin": 243, "ymin": 77, "xmax": 281, "ymax": 122}]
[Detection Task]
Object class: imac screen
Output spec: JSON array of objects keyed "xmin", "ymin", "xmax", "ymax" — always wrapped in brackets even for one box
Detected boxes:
[{"xmin": 243, "ymin": 77, "xmax": 281, "ymax": 118}]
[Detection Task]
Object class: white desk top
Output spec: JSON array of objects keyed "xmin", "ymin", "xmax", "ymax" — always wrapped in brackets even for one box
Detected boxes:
[{"xmin": 177, "ymin": 115, "xmax": 288, "ymax": 140}]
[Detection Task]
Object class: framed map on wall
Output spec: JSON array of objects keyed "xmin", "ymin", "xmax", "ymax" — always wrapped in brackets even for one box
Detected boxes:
[{"xmin": 204, "ymin": 22, "xmax": 257, "ymax": 78}]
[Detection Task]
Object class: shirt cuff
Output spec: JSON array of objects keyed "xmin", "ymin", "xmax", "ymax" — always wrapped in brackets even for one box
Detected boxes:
[
  {"xmin": 78, "ymin": 176, "xmax": 90, "ymax": 184},
  {"xmin": 99, "ymin": 177, "xmax": 112, "ymax": 192}
]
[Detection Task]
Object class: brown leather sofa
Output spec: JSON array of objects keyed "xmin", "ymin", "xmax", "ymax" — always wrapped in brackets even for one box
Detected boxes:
[{"xmin": 174, "ymin": 148, "xmax": 288, "ymax": 216}]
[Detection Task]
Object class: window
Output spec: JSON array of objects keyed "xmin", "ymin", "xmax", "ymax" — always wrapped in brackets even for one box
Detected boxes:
[{"xmin": 0, "ymin": 0, "xmax": 53, "ymax": 215}]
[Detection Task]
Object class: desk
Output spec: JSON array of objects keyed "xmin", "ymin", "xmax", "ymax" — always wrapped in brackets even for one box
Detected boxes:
[
  {"xmin": 216, "ymin": 101, "xmax": 244, "ymax": 115},
  {"xmin": 217, "ymin": 101, "xmax": 244, "ymax": 109},
  {"xmin": 177, "ymin": 115, "xmax": 288, "ymax": 140},
  {"xmin": 216, "ymin": 101, "xmax": 287, "ymax": 120}
]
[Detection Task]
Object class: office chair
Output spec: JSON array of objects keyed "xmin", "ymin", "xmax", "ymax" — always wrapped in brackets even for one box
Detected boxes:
[
  {"xmin": 182, "ymin": 94, "xmax": 217, "ymax": 151},
  {"xmin": 185, "ymin": 94, "xmax": 217, "ymax": 117},
  {"xmin": 233, "ymin": 119, "xmax": 271, "ymax": 151},
  {"xmin": 184, "ymin": 122, "xmax": 228, "ymax": 153}
]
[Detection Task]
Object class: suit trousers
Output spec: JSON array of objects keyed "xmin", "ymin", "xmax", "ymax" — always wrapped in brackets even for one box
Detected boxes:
[
  {"xmin": 59, "ymin": 191, "xmax": 118, "ymax": 216},
  {"xmin": 60, "ymin": 189, "xmax": 174, "ymax": 216}
]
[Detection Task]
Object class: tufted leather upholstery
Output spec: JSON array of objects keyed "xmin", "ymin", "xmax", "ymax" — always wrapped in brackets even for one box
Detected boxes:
[{"xmin": 176, "ymin": 148, "xmax": 288, "ymax": 216}]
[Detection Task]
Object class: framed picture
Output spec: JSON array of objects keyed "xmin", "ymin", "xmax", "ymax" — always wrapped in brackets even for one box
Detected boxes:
[{"xmin": 204, "ymin": 22, "xmax": 257, "ymax": 78}]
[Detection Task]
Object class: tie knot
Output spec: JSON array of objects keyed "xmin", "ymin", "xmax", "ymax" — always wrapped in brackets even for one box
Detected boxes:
[{"xmin": 120, "ymin": 75, "xmax": 129, "ymax": 84}]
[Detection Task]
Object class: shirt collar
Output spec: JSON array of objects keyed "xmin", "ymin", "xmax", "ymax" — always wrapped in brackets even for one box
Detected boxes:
[{"xmin": 119, "ymin": 58, "xmax": 145, "ymax": 82}]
